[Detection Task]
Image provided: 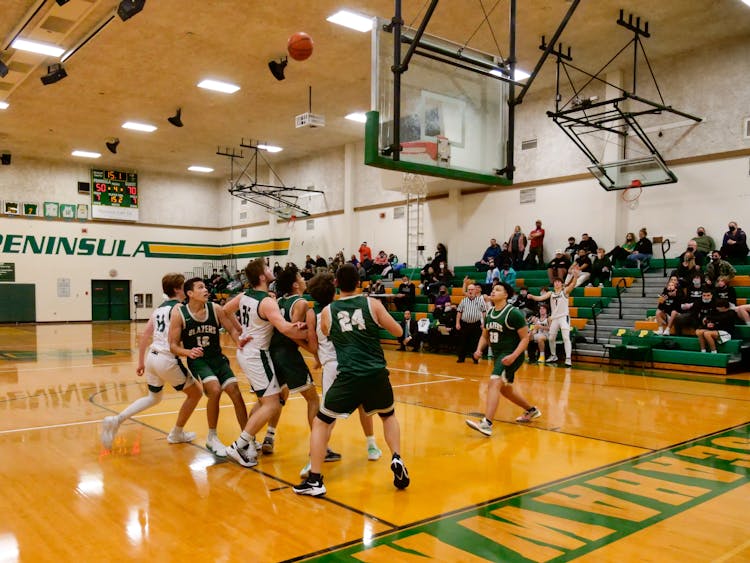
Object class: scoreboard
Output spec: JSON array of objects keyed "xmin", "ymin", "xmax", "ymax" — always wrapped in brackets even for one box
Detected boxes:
[{"xmin": 91, "ymin": 169, "xmax": 139, "ymax": 221}]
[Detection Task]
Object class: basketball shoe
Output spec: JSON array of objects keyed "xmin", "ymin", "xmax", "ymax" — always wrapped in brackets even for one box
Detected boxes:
[
  {"xmin": 390, "ymin": 455, "xmax": 410, "ymax": 489},
  {"xmin": 101, "ymin": 416, "xmax": 120, "ymax": 449},
  {"xmin": 206, "ymin": 434, "xmax": 227, "ymax": 457},
  {"xmin": 226, "ymin": 441, "xmax": 258, "ymax": 468},
  {"xmin": 293, "ymin": 475, "xmax": 326, "ymax": 497},
  {"xmin": 516, "ymin": 407, "xmax": 542, "ymax": 422},
  {"xmin": 465, "ymin": 418, "xmax": 493, "ymax": 436},
  {"xmin": 167, "ymin": 429, "xmax": 196, "ymax": 444}
]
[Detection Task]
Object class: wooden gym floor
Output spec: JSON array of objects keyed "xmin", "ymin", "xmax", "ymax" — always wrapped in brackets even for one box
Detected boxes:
[{"xmin": 0, "ymin": 322, "xmax": 748, "ymax": 562}]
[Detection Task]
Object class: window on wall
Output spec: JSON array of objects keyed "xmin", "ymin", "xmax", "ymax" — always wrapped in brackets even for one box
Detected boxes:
[
  {"xmin": 394, "ymin": 206, "xmax": 405, "ymax": 219},
  {"xmin": 307, "ymin": 219, "xmax": 314, "ymax": 230},
  {"xmin": 241, "ymin": 228, "xmax": 247, "ymax": 238},
  {"xmin": 240, "ymin": 211, "xmax": 247, "ymax": 220}
]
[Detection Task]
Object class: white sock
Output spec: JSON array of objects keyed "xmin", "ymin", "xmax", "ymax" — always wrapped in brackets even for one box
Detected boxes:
[
  {"xmin": 207, "ymin": 428, "xmax": 217, "ymax": 438},
  {"xmin": 237, "ymin": 431, "xmax": 253, "ymax": 448},
  {"xmin": 118, "ymin": 392, "xmax": 161, "ymax": 422},
  {"xmin": 265, "ymin": 426, "xmax": 276, "ymax": 438},
  {"xmin": 366, "ymin": 435, "xmax": 377, "ymax": 447}
]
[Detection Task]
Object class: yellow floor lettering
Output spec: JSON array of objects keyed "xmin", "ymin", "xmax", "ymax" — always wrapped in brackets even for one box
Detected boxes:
[
  {"xmin": 711, "ymin": 437, "xmax": 750, "ymax": 451},
  {"xmin": 634, "ymin": 456, "xmax": 743, "ymax": 483},
  {"xmin": 586, "ymin": 470, "xmax": 711, "ymax": 505},
  {"xmin": 459, "ymin": 515, "xmax": 566, "ymax": 563},
  {"xmin": 534, "ymin": 485, "xmax": 660, "ymax": 521},
  {"xmin": 677, "ymin": 445, "xmax": 750, "ymax": 469},
  {"xmin": 488, "ymin": 505, "xmax": 615, "ymax": 542},
  {"xmin": 393, "ymin": 533, "xmax": 494, "ymax": 562},
  {"xmin": 352, "ymin": 537, "xmax": 489, "ymax": 563}
]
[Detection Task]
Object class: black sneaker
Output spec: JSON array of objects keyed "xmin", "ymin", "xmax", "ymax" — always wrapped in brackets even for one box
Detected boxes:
[
  {"xmin": 293, "ymin": 476, "xmax": 326, "ymax": 497},
  {"xmin": 324, "ymin": 448, "xmax": 342, "ymax": 462},
  {"xmin": 390, "ymin": 456, "xmax": 410, "ymax": 489},
  {"xmin": 261, "ymin": 436, "xmax": 275, "ymax": 454},
  {"xmin": 226, "ymin": 441, "xmax": 258, "ymax": 468}
]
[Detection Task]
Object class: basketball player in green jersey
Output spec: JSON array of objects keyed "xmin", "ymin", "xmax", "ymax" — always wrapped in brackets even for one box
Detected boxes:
[
  {"xmin": 101, "ymin": 273, "xmax": 202, "ymax": 450},
  {"xmin": 169, "ymin": 277, "xmax": 248, "ymax": 457},
  {"xmin": 466, "ymin": 281, "xmax": 542, "ymax": 437},
  {"xmin": 294, "ymin": 264, "xmax": 409, "ymax": 497}
]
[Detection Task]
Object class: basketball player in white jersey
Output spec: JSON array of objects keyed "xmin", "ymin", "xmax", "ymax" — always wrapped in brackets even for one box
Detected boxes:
[
  {"xmin": 528, "ymin": 273, "xmax": 578, "ymax": 367},
  {"xmin": 101, "ymin": 273, "xmax": 202, "ymax": 450},
  {"xmin": 222, "ymin": 258, "xmax": 307, "ymax": 468}
]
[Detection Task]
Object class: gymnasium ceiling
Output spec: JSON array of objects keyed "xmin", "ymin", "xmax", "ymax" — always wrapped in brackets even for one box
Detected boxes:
[{"xmin": 0, "ymin": 0, "xmax": 749, "ymax": 180}]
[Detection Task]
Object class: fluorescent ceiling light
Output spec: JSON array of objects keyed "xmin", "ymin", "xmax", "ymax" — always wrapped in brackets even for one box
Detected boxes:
[
  {"xmin": 188, "ymin": 166, "xmax": 214, "ymax": 173},
  {"xmin": 743, "ymin": 0, "xmax": 750, "ymax": 6},
  {"xmin": 11, "ymin": 38, "xmax": 65, "ymax": 57},
  {"xmin": 326, "ymin": 10, "xmax": 373, "ymax": 32},
  {"xmin": 257, "ymin": 144, "xmax": 282, "ymax": 153},
  {"xmin": 345, "ymin": 112, "xmax": 367, "ymax": 123},
  {"xmin": 122, "ymin": 121, "xmax": 157, "ymax": 132},
  {"xmin": 71, "ymin": 150, "xmax": 101, "ymax": 158},
  {"xmin": 0, "ymin": 102, "xmax": 8, "ymax": 110},
  {"xmin": 197, "ymin": 79, "xmax": 240, "ymax": 94},
  {"xmin": 490, "ymin": 68, "xmax": 531, "ymax": 81}
]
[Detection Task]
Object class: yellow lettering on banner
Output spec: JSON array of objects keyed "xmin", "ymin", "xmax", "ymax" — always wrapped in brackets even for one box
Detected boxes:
[
  {"xmin": 635, "ymin": 456, "xmax": 742, "ymax": 483},
  {"xmin": 586, "ymin": 470, "xmax": 711, "ymax": 505},
  {"xmin": 459, "ymin": 516, "xmax": 565, "ymax": 562},
  {"xmin": 678, "ymin": 446, "xmax": 750, "ymax": 469},
  {"xmin": 534, "ymin": 485, "xmax": 660, "ymax": 522},
  {"xmin": 711, "ymin": 437, "xmax": 750, "ymax": 451},
  {"xmin": 352, "ymin": 535, "xmax": 492, "ymax": 563}
]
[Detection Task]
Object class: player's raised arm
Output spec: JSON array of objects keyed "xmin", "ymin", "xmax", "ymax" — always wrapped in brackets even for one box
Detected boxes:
[{"xmin": 369, "ymin": 296, "xmax": 403, "ymax": 338}]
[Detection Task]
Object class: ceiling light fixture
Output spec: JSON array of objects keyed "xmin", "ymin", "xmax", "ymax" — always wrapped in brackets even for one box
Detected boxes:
[
  {"xmin": 167, "ymin": 108, "xmax": 183, "ymax": 127},
  {"xmin": 72, "ymin": 150, "xmax": 101, "ymax": 158},
  {"xmin": 0, "ymin": 102, "xmax": 8, "ymax": 110},
  {"xmin": 326, "ymin": 10, "xmax": 374, "ymax": 32},
  {"xmin": 743, "ymin": 0, "xmax": 750, "ymax": 7},
  {"xmin": 11, "ymin": 38, "xmax": 65, "ymax": 57},
  {"xmin": 490, "ymin": 68, "xmax": 531, "ymax": 82},
  {"xmin": 188, "ymin": 166, "xmax": 214, "ymax": 173},
  {"xmin": 122, "ymin": 121, "xmax": 157, "ymax": 132},
  {"xmin": 197, "ymin": 79, "xmax": 240, "ymax": 94},
  {"xmin": 117, "ymin": 0, "xmax": 146, "ymax": 22},
  {"xmin": 40, "ymin": 63, "xmax": 67, "ymax": 85},
  {"xmin": 345, "ymin": 112, "xmax": 367, "ymax": 123},
  {"xmin": 268, "ymin": 58, "xmax": 287, "ymax": 81},
  {"xmin": 257, "ymin": 144, "xmax": 282, "ymax": 153},
  {"xmin": 105, "ymin": 138, "xmax": 120, "ymax": 154}
]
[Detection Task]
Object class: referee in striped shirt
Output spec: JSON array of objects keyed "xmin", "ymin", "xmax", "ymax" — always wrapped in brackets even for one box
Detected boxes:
[{"xmin": 456, "ymin": 283, "xmax": 487, "ymax": 363}]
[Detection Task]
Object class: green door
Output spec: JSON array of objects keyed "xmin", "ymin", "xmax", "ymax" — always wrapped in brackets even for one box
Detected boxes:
[
  {"xmin": 0, "ymin": 284, "xmax": 36, "ymax": 322},
  {"xmin": 91, "ymin": 280, "xmax": 131, "ymax": 321}
]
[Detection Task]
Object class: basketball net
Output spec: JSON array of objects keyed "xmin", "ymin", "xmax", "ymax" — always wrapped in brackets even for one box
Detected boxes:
[
  {"xmin": 621, "ymin": 180, "xmax": 642, "ymax": 210},
  {"xmin": 288, "ymin": 215, "xmax": 297, "ymax": 230}
]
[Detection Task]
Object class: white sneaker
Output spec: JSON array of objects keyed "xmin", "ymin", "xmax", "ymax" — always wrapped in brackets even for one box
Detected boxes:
[
  {"xmin": 564, "ymin": 358, "xmax": 572, "ymax": 367},
  {"xmin": 465, "ymin": 418, "xmax": 492, "ymax": 436},
  {"xmin": 367, "ymin": 444, "xmax": 382, "ymax": 461},
  {"xmin": 656, "ymin": 327, "xmax": 664, "ymax": 335},
  {"xmin": 516, "ymin": 407, "xmax": 542, "ymax": 422},
  {"xmin": 167, "ymin": 430, "xmax": 196, "ymax": 444},
  {"xmin": 299, "ymin": 459, "xmax": 312, "ymax": 478},
  {"xmin": 546, "ymin": 355, "xmax": 559, "ymax": 363},
  {"xmin": 226, "ymin": 441, "xmax": 258, "ymax": 468},
  {"xmin": 206, "ymin": 434, "xmax": 227, "ymax": 457},
  {"xmin": 101, "ymin": 416, "xmax": 119, "ymax": 449}
]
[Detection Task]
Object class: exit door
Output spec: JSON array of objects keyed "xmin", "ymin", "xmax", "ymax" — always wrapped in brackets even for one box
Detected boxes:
[{"xmin": 91, "ymin": 280, "xmax": 131, "ymax": 321}]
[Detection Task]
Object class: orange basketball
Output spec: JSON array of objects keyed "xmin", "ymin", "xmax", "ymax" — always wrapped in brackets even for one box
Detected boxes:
[{"xmin": 288, "ymin": 32, "xmax": 313, "ymax": 61}]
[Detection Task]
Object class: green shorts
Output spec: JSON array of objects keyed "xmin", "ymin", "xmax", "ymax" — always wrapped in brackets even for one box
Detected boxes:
[
  {"xmin": 320, "ymin": 369, "xmax": 393, "ymax": 419},
  {"xmin": 491, "ymin": 354, "xmax": 524, "ymax": 383},
  {"xmin": 188, "ymin": 355, "xmax": 237, "ymax": 389},
  {"xmin": 270, "ymin": 346, "xmax": 313, "ymax": 393}
]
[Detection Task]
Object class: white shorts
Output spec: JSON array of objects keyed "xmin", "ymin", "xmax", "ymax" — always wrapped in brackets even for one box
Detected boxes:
[
  {"xmin": 532, "ymin": 332, "xmax": 548, "ymax": 343},
  {"xmin": 550, "ymin": 316, "xmax": 571, "ymax": 333},
  {"xmin": 145, "ymin": 350, "xmax": 194, "ymax": 391},
  {"xmin": 321, "ymin": 360, "xmax": 339, "ymax": 398},
  {"xmin": 236, "ymin": 348, "xmax": 281, "ymax": 398},
  {"xmin": 718, "ymin": 330, "xmax": 731, "ymax": 344}
]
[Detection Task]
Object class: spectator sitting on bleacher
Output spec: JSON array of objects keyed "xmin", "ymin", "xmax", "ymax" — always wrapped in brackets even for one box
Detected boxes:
[
  {"xmin": 474, "ymin": 238, "xmax": 502, "ymax": 272},
  {"xmin": 420, "ymin": 264, "xmax": 438, "ymax": 290},
  {"xmin": 547, "ymin": 249, "xmax": 571, "ymax": 284},
  {"xmin": 395, "ymin": 276, "xmax": 416, "ymax": 312},
  {"xmin": 720, "ymin": 221, "xmax": 748, "ymax": 262},
  {"xmin": 511, "ymin": 286, "xmax": 536, "ymax": 318},
  {"xmin": 427, "ymin": 262, "xmax": 453, "ymax": 296},
  {"xmin": 528, "ymin": 304, "xmax": 550, "ymax": 363},
  {"xmin": 273, "ymin": 262, "xmax": 283, "ymax": 278},
  {"xmin": 626, "ymin": 228, "xmax": 653, "ymax": 268},
  {"xmin": 673, "ymin": 249, "xmax": 699, "ymax": 286},
  {"xmin": 706, "ymin": 250, "xmax": 736, "ymax": 285},
  {"xmin": 372, "ymin": 250, "xmax": 390, "ymax": 276},
  {"xmin": 692, "ymin": 226, "xmax": 716, "ymax": 257},
  {"xmin": 397, "ymin": 310, "xmax": 420, "ymax": 351},
  {"xmin": 563, "ymin": 237, "xmax": 579, "ymax": 260},
  {"xmin": 483, "ymin": 258, "xmax": 501, "ymax": 289},
  {"xmin": 428, "ymin": 303, "xmax": 457, "ymax": 353},
  {"xmin": 368, "ymin": 279, "xmax": 386, "ymax": 303},
  {"xmin": 588, "ymin": 248, "xmax": 612, "ymax": 287},
  {"xmin": 565, "ymin": 249, "xmax": 591, "ymax": 287},
  {"xmin": 499, "ymin": 261, "xmax": 516, "ymax": 288},
  {"xmin": 578, "ymin": 233, "xmax": 598, "ymax": 257},
  {"xmin": 696, "ymin": 298, "xmax": 737, "ymax": 353},
  {"xmin": 349, "ymin": 254, "xmax": 359, "ymax": 267},
  {"xmin": 383, "ymin": 253, "xmax": 404, "ymax": 280},
  {"xmin": 655, "ymin": 281, "xmax": 682, "ymax": 335},
  {"xmin": 305, "ymin": 255, "xmax": 316, "ymax": 270},
  {"xmin": 713, "ymin": 277, "xmax": 737, "ymax": 307},
  {"xmin": 605, "ymin": 232, "xmax": 637, "ymax": 266},
  {"xmin": 674, "ymin": 283, "xmax": 714, "ymax": 336},
  {"xmin": 682, "ymin": 239, "xmax": 706, "ymax": 268},
  {"xmin": 314, "ymin": 255, "xmax": 328, "ymax": 269},
  {"xmin": 433, "ymin": 285, "xmax": 451, "ymax": 313}
]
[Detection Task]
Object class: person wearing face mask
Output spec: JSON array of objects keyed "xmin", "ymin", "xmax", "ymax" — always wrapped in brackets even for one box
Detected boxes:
[
  {"xmin": 655, "ymin": 281, "xmax": 682, "ymax": 336},
  {"xmin": 692, "ymin": 226, "xmax": 715, "ymax": 256},
  {"xmin": 706, "ymin": 251, "xmax": 736, "ymax": 285},
  {"xmin": 720, "ymin": 222, "xmax": 748, "ymax": 262},
  {"xmin": 696, "ymin": 299, "xmax": 737, "ymax": 353},
  {"xmin": 671, "ymin": 274, "xmax": 708, "ymax": 335},
  {"xmin": 712, "ymin": 276, "xmax": 737, "ymax": 307}
]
